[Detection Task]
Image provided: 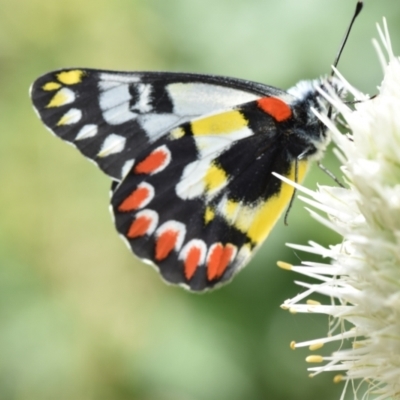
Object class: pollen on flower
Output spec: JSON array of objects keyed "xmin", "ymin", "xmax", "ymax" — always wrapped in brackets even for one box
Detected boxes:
[
  {"xmin": 309, "ymin": 343, "xmax": 324, "ymax": 351},
  {"xmin": 306, "ymin": 355, "xmax": 324, "ymax": 363},
  {"xmin": 278, "ymin": 19, "xmax": 400, "ymax": 400},
  {"xmin": 276, "ymin": 260, "xmax": 293, "ymax": 270},
  {"xmin": 306, "ymin": 299, "xmax": 321, "ymax": 306},
  {"xmin": 333, "ymin": 375, "xmax": 344, "ymax": 384}
]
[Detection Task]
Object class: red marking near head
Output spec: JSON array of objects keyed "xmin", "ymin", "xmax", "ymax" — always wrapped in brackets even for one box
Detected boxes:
[
  {"xmin": 257, "ymin": 97, "xmax": 292, "ymax": 121},
  {"xmin": 155, "ymin": 229, "xmax": 178, "ymax": 261},
  {"xmin": 134, "ymin": 146, "xmax": 170, "ymax": 175},
  {"xmin": 207, "ymin": 243, "xmax": 236, "ymax": 281},
  {"xmin": 127, "ymin": 215, "xmax": 151, "ymax": 238},
  {"xmin": 184, "ymin": 246, "xmax": 202, "ymax": 280},
  {"xmin": 118, "ymin": 184, "xmax": 153, "ymax": 211}
]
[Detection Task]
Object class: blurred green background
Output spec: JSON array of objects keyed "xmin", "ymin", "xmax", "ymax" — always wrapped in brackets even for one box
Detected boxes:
[{"xmin": 1, "ymin": 0, "xmax": 399, "ymax": 399}]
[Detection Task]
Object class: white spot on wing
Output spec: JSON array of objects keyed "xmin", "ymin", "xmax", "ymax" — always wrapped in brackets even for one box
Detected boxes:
[
  {"xmin": 57, "ymin": 108, "xmax": 82, "ymax": 125},
  {"xmin": 176, "ymin": 127, "xmax": 252, "ymax": 200},
  {"xmin": 175, "ymin": 157, "xmax": 211, "ymax": 200},
  {"xmin": 100, "ymin": 84, "xmax": 131, "ymax": 109},
  {"xmin": 167, "ymin": 83, "xmax": 260, "ymax": 116},
  {"xmin": 194, "ymin": 126, "xmax": 253, "ymax": 158},
  {"xmin": 237, "ymin": 245, "xmax": 252, "ymax": 269},
  {"xmin": 75, "ymin": 124, "xmax": 98, "ymax": 140},
  {"xmin": 103, "ymin": 103, "xmax": 138, "ymax": 125},
  {"xmin": 99, "ymin": 73, "xmax": 141, "ymax": 84},
  {"xmin": 98, "ymin": 134, "xmax": 126, "ymax": 157},
  {"xmin": 139, "ymin": 113, "xmax": 181, "ymax": 142},
  {"xmin": 99, "ymin": 81, "xmax": 122, "ymax": 90},
  {"xmin": 121, "ymin": 159, "xmax": 135, "ymax": 178},
  {"xmin": 131, "ymin": 83, "xmax": 152, "ymax": 113},
  {"xmin": 60, "ymin": 87, "xmax": 75, "ymax": 104},
  {"xmin": 100, "ymin": 84, "xmax": 138, "ymax": 125}
]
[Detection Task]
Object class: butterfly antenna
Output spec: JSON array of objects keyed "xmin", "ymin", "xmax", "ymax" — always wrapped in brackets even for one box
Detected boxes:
[
  {"xmin": 330, "ymin": 1, "xmax": 363, "ymax": 77},
  {"xmin": 327, "ymin": 0, "xmax": 363, "ymax": 119}
]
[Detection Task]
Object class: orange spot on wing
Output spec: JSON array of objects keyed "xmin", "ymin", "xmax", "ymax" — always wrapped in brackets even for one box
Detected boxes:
[
  {"xmin": 184, "ymin": 246, "xmax": 201, "ymax": 280},
  {"xmin": 207, "ymin": 243, "xmax": 236, "ymax": 281},
  {"xmin": 134, "ymin": 148, "xmax": 168, "ymax": 175},
  {"xmin": 218, "ymin": 245, "xmax": 235, "ymax": 277},
  {"xmin": 257, "ymin": 97, "xmax": 292, "ymax": 121},
  {"xmin": 127, "ymin": 215, "xmax": 151, "ymax": 238},
  {"xmin": 155, "ymin": 230, "xmax": 178, "ymax": 261},
  {"xmin": 118, "ymin": 186, "xmax": 150, "ymax": 211}
]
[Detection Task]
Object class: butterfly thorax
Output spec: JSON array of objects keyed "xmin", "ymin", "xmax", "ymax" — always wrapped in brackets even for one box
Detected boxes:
[{"xmin": 286, "ymin": 78, "xmax": 343, "ymax": 162}]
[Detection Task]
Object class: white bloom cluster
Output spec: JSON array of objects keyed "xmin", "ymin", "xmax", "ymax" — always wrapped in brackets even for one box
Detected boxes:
[{"xmin": 277, "ymin": 21, "xmax": 400, "ymax": 400}]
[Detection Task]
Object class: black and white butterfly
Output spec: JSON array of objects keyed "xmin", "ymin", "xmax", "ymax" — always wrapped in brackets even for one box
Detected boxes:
[{"xmin": 30, "ymin": 3, "xmax": 360, "ymax": 291}]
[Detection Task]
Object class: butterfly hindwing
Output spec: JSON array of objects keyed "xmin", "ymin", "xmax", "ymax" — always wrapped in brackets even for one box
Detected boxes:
[
  {"xmin": 111, "ymin": 99, "xmax": 309, "ymax": 291},
  {"xmin": 30, "ymin": 68, "xmax": 291, "ymax": 181}
]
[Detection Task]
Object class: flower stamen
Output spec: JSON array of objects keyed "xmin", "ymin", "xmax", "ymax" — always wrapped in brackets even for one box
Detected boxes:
[{"xmin": 280, "ymin": 19, "xmax": 400, "ymax": 399}]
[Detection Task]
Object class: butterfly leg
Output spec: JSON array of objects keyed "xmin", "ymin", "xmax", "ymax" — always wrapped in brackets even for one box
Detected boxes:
[
  {"xmin": 284, "ymin": 158, "xmax": 299, "ymax": 226},
  {"xmin": 317, "ymin": 161, "xmax": 345, "ymax": 187}
]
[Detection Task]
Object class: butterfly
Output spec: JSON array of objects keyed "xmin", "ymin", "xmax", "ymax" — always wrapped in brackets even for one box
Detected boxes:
[
  {"xmin": 30, "ymin": 2, "xmax": 363, "ymax": 292},
  {"xmin": 30, "ymin": 68, "xmax": 342, "ymax": 291}
]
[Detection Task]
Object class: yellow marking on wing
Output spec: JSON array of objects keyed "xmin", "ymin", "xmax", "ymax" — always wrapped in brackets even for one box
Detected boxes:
[
  {"xmin": 225, "ymin": 199, "xmax": 240, "ymax": 222},
  {"xmin": 57, "ymin": 114, "xmax": 72, "ymax": 126},
  {"xmin": 204, "ymin": 163, "xmax": 227, "ymax": 194},
  {"xmin": 204, "ymin": 206, "xmax": 215, "ymax": 224},
  {"xmin": 57, "ymin": 70, "xmax": 84, "ymax": 85},
  {"xmin": 42, "ymin": 82, "xmax": 61, "ymax": 91},
  {"xmin": 234, "ymin": 204, "xmax": 258, "ymax": 233},
  {"xmin": 191, "ymin": 110, "xmax": 248, "ymax": 136},
  {"xmin": 169, "ymin": 127, "xmax": 185, "ymax": 140},
  {"xmin": 244, "ymin": 160, "xmax": 309, "ymax": 245},
  {"xmin": 46, "ymin": 90, "xmax": 69, "ymax": 108}
]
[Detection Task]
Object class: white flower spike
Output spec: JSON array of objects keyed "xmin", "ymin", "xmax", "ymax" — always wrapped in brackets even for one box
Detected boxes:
[{"xmin": 278, "ymin": 19, "xmax": 400, "ymax": 400}]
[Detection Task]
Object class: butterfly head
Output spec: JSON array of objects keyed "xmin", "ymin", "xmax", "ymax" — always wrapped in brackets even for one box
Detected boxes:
[{"xmin": 286, "ymin": 77, "xmax": 346, "ymax": 161}]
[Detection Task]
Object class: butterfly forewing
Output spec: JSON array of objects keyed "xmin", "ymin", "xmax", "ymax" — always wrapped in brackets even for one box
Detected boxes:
[{"xmin": 30, "ymin": 68, "xmax": 289, "ymax": 181}]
